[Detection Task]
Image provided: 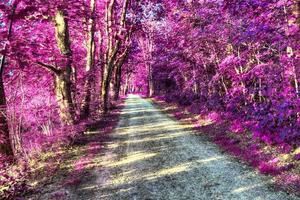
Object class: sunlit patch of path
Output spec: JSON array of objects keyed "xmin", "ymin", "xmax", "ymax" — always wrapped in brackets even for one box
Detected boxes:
[{"xmin": 72, "ymin": 94, "xmax": 299, "ymax": 200}]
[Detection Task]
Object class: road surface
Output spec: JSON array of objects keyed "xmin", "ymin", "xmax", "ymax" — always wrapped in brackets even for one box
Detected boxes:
[{"xmin": 62, "ymin": 95, "xmax": 299, "ymax": 200}]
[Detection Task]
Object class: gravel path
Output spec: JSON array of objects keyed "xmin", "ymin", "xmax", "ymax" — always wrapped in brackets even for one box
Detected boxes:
[{"xmin": 69, "ymin": 94, "xmax": 299, "ymax": 200}]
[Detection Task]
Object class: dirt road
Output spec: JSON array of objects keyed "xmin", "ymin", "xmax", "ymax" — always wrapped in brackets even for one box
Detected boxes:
[{"xmin": 66, "ymin": 95, "xmax": 298, "ymax": 200}]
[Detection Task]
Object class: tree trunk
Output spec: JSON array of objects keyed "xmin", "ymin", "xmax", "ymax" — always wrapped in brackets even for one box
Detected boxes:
[
  {"xmin": 36, "ymin": 10, "xmax": 75, "ymax": 125},
  {"xmin": 147, "ymin": 63, "xmax": 154, "ymax": 97},
  {"xmin": 124, "ymin": 73, "xmax": 131, "ymax": 95},
  {"xmin": 101, "ymin": 57, "xmax": 118, "ymax": 112},
  {"xmin": 221, "ymin": 76, "xmax": 228, "ymax": 95},
  {"xmin": 81, "ymin": 0, "xmax": 96, "ymax": 118},
  {"xmin": 114, "ymin": 63, "xmax": 122, "ymax": 100},
  {"xmin": 0, "ymin": 2, "xmax": 18, "ymax": 156},
  {"xmin": 0, "ymin": 76, "xmax": 13, "ymax": 156},
  {"xmin": 101, "ymin": 0, "xmax": 130, "ymax": 113},
  {"xmin": 101, "ymin": 0, "xmax": 116, "ymax": 113},
  {"xmin": 101, "ymin": 70, "xmax": 112, "ymax": 113},
  {"xmin": 54, "ymin": 70, "xmax": 75, "ymax": 125},
  {"xmin": 54, "ymin": 10, "xmax": 75, "ymax": 124},
  {"xmin": 113, "ymin": 45, "xmax": 130, "ymax": 100},
  {"xmin": 138, "ymin": 31, "xmax": 154, "ymax": 98}
]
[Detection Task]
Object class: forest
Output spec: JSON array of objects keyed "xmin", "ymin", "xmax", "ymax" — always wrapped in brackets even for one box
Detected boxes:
[{"xmin": 0, "ymin": 0, "xmax": 299, "ymax": 199}]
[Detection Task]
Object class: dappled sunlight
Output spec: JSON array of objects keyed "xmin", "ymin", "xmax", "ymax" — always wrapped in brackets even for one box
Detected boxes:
[
  {"xmin": 198, "ymin": 119, "xmax": 215, "ymax": 126},
  {"xmin": 120, "ymin": 109, "xmax": 157, "ymax": 114},
  {"xmin": 121, "ymin": 132, "xmax": 189, "ymax": 144},
  {"xmin": 103, "ymin": 151, "xmax": 158, "ymax": 167},
  {"xmin": 143, "ymin": 162, "xmax": 192, "ymax": 181},
  {"xmin": 141, "ymin": 156, "xmax": 225, "ymax": 181},
  {"xmin": 36, "ymin": 95, "xmax": 295, "ymax": 200},
  {"xmin": 2, "ymin": 0, "xmax": 299, "ymax": 198},
  {"xmin": 84, "ymin": 131, "xmax": 101, "ymax": 135},
  {"xmin": 79, "ymin": 185, "xmax": 97, "ymax": 191},
  {"xmin": 115, "ymin": 122, "xmax": 194, "ymax": 136},
  {"xmin": 102, "ymin": 153, "xmax": 226, "ymax": 188},
  {"xmin": 196, "ymin": 156, "xmax": 225, "ymax": 163},
  {"xmin": 105, "ymin": 172, "xmax": 136, "ymax": 186},
  {"xmin": 106, "ymin": 142, "xmax": 120, "ymax": 150},
  {"xmin": 235, "ymin": 172, "xmax": 258, "ymax": 180},
  {"xmin": 231, "ymin": 183, "xmax": 268, "ymax": 193},
  {"xmin": 39, "ymin": 95, "xmax": 298, "ymax": 200},
  {"xmin": 84, "ymin": 157, "xmax": 103, "ymax": 169}
]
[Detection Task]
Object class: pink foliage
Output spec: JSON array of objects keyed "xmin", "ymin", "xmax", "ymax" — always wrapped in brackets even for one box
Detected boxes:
[
  {"xmin": 229, "ymin": 120, "xmax": 245, "ymax": 134},
  {"xmin": 0, "ymin": 0, "xmax": 299, "ymax": 197}
]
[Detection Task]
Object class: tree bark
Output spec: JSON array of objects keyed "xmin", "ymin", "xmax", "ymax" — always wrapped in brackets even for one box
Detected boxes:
[
  {"xmin": 113, "ymin": 64, "xmax": 122, "ymax": 100},
  {"xmin": 0, "ymin": 2, "xmax": 18, "ymax": 156},
  {"xmin": 147, "ymin": 63, "xmax": 154, "ymax": 97},
  {"xmin": 53, "ymin": 10, "xmax": 75, "ymax": 124},
  {"xmin": 113, "ymin": 28, "xmax": 132, "ymax": 100},
  {"xmin": 81, "ymin": 0, "xmax": 96, "ymax": 118},
  {"xmin": 101, "ymin": 0, "xmax": 130, "ymax": 113},
  {"xmin": 0, "ymin": 76, "xmax": 13, "ymax": 156},
  {"xmin": 255, "ymin": 52, "xmax": 264, "ymax": 103},
  {"xmin": 101, "ymin": 0, "xmax": 116, "ymax": 113},
  {"xmin": 124, "ymin": 72, "xmax": 131, "ymax": 95},
  {"xmin": 113, "ymin": 49, "xmax": 129, "ymax": 100},
  {"xmin": 138, "ymin": 31, "xmax": 154, "ymax": 97},
  {"xmin": 147, "ymin": 35, "xmax": 154, "ymax": 98},
  {"xmin": 54, "ymin": 70, "xmax": 75, "ymax": 125}
]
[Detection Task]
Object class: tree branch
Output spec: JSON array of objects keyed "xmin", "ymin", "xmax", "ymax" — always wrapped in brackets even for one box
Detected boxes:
[{"xmin": 36, "ymin": 61, "xmax": 61, "ymax": 75}]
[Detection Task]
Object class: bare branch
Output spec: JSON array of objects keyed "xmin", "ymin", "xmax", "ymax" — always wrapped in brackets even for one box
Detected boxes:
[{"xmin": 36, "ymin": 61, "xmax": 61, "ymax": 75}]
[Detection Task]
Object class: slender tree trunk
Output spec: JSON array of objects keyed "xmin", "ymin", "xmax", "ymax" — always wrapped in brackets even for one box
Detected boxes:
[
  {"xmin": 98, "ymin": 31, "xmax": 104, "ymax": 85},
  {"xmin": 102, "ymin": 57, "xmax": 118, "ymax": 112},
  {"xmin": 81, "ymin": 0, "xmax": 96, "ymax": 118},
  {"xmin": 147, "ymin": 36, "xmax": 154, "ymax": 98},
  {"xmin": 0, "ymin": 76, "xmax": 13, "ymax": 156},
  {"xmin": 124, "ymin": 73, "xmax": 131, "ymax": 95},
  {"xmin": 0, "ymin": 3, "xmax": 18, "ymax": 156},
  {"xmin": 221, "ymin": 76, "xmax": 228, "ymax": 95},
  {"xmin": 192, "ymin": 68, "xmax": 199, "ymax": 94},
  {"xmin": 139, "ymin": 33, "xmax": 154, "ymax": 97},
  {"xmin": 101, "ymin": 0, "xmax": 115, "ymax": 92},
  {"xmin": 253, "ymin": 51, "xmax": 264, "ymax": 102},
  {"xmin": 293, "ymin": 64, "xmax": 299, "ymax": 95},
  {"xmin": 147, "ymin": 63, "xmax": 154, "ymax": 97},
  {"xmin": 113, "ymin": 51, "xmax": 129, "ymax": 100},
  {"xmin": 114, "ymin": 63, "xmax": 122, "ymax": 100},
  {"xmin": 101, "ymin": 70, "xmax": 112, "ymax": 112}
]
